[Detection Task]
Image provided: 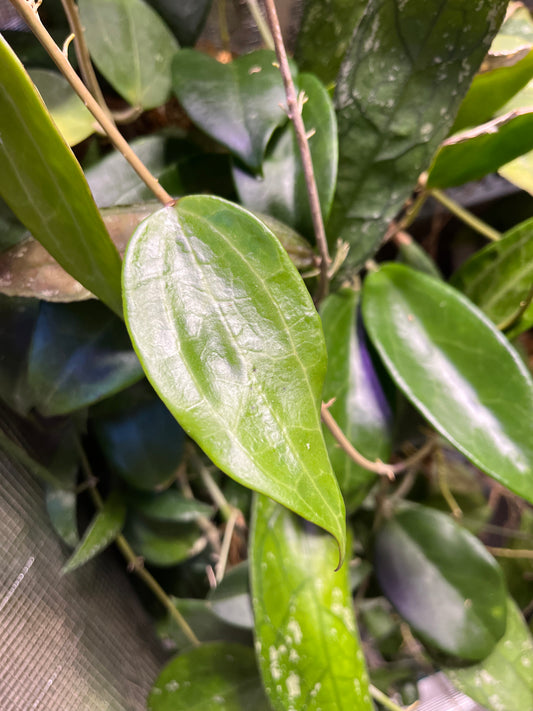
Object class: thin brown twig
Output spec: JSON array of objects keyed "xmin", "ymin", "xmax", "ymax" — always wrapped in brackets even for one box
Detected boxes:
[
  {"xmin": 321, "ymin": 403, "xmax": 435, "ymax": 479},
  {"xmin": 486, "ymin": 546, "xmax": 533, "ymax": 559},
  {"xmin": 9, "ymin": 0, "xmax": 174, "ymax": 207},
  {"xmin": 216, "ymin": 508, "xmax": 239, "ymax": 582},
  {"xmin": 262, "ymin": 0, "xmax": 331, "ymax": 303}
]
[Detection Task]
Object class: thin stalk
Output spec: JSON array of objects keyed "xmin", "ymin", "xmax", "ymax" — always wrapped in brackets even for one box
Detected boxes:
[
  {"xmin": 369, "ymin": 684, "xmax": 407, "ymax": 711},
  {"xmin": 244, "ymin": 0, "xmax": 275, "ymax": 50},
  {"xmin": 430, "ymin": 189, "xmax": 502, "ymax": 242},
  {"xmin": 263, "ymin": 0, "xmax": 331, "ymax": 303},
  {"xmin": 216, "ymin": 507, "xmax": 239, "ymax": 582},
  {"xmin": 487, "ymin": 546, "xmax": 533, "ymax": 559},
  {"xmin": 76, "ymin": 440, "xmax": 200, "ymax": 647},
  {"xmin": 9, "ymin": 0, "xmax": 174, "ymax": 207},
  {"xmin": 435, "ymin": 448, "xmax": 462, "ymax": 519}
]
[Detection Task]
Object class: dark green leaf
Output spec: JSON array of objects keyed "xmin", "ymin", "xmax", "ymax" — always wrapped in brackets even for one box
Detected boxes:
[
  {"xmin": 396, "ymin": 235, "xmax": 442, "ymax": 278},
  {"xmin": 427, "ymin": 109, "xmax": 533, "ymax": 189},
  {"xmin": 208, "ymin": 562, "xmax": 253, "ymax": 629},
  {"xmin": 374, "ymin": 505, "xmax": 507, "ymax": 660},
  {"xmin": 28, "ymin": 68, "xmax": 95, "ymax": 146},
  {"xmin": 127, "ymin": 488, "xmax": 213, "ymax": 523},
  {"xmin": 123, "ymin": 196, "xmax": 346, "ymax": 557},
  {"xmin": 362, "ymin": 263, "xmax": 533, "ymax": 504},
  {"xmin": 445, "ymin": 598, "xmax": 533, "ymax": 710},
  {"xmin": 452, "ymin": 48, "xmax": 533, "ymax": 132},
  {"xmin": 451, "ymin": 217, "xmax": 533, "ymax": 339},
  {"xmin": 251, "ymin": 495, "xmax": 373, "ymax": 711},
  {"xmin": 329, "ymin": 0, "xmax": 507, "ymax": 268},
  {"xmin": 233, "ymin": 73, "xmax": 338, "ymax": 238},
  {"xmin": 27, "ymin": 301, "xmax": 143, "ymax": 417},
  {"xmin": 91, "ymin": 382, "xmax": 185, "ymax": 491},
  {"xmin": 0, "ymin": 35, "xmax": 122, "ymax": 314},
  {"xmin": 0, "ymin": 197, "xmax": 26, "ymax": 252},
  {"xmin": 45, "ymin": 485, "xmax": 79, "ymax": 548},
  {"xmin": 147, "ymin": 642, "xmax": 270, "ymax": 710},
  {"xmin": 79, "ymin": 0, "xmax": 179, "ymax": 109},
  {"xmin": 253, "ymin": 213, "xmax": 316, "ymax": 270},
  {"xmin": 124, "ymin": 514, "xmax": 201, "ymax": 567},
  {"xmin": 172, "ymin": 50, "xmax": 288, "ymax": 171},
  {"xmin": 0, "ymin": 295, "xmax": 38, "ymax": 414},
  {"xmin": 320, "ymin": 288, "xmax": 392, "ymax": 512},
  {"xmin": 144, "ymin": 0, "xmax": 212, "ymax": 46},
  {"xmin": 296, "ymin": 0, "xmax": 366, "ymax": 85},
  {"xmin": 62, "ymin": 491, "xmax": 126, "ymax": 573}
]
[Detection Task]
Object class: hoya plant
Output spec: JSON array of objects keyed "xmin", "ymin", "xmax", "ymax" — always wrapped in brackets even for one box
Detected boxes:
[{"xmin": 1, "ymin": 0, "xmax": 533, "ymax": 709}]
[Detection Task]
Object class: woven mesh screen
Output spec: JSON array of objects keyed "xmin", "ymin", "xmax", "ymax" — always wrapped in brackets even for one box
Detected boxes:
[{"xmin": 0, "ymin": 449, "xmax": 167, "ymax": 710}]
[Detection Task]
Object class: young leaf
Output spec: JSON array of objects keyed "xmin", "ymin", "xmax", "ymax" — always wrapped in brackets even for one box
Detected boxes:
[
  {"xmin": 320, "ymin": 288, "xmax": 392, "ymax": 512},
  {"xmin": 172, "ymin": 50, "xmax": 289, "ymax": 171},
  {"xmin": 147, "ymin": 642, "xmax": 270, "ymax": 710},
  {"xmin": 451, "ymin": 217, "xmax": 533, "ymax": 339},
  {"xmin": 250, "ymin": 494, "xmax": 373, "ymax": 711},
  {"xmin": 78, "ymin": 0, "xmax": 179, "ymax": 109},
  {"xmin": 233, "ymin": 73, "xmax": 338, "ymax": 239},
  {"xmin": 123, "ymin": 196, "xmax": 346, "ymax": 557},
  {"xmin": 27, "ymin": 301, "xmax": 144, "ymax": 417},
  {"xmin": 374, "ymin": 505, "xmax": 507, "ymax": 661},
  {"xmin": 362, "ymin": 263, "xmax": 533, "ymax": 504},
  {"xmin": 62, "ymin": 491, "xmax": 126, "ymax": 573},
  {"xmin": 0, "ymin": 35, "xmax": 122, "ymax": 315},
  {"xmin": 445, "ymin": 598, "xmax": 533, "ymax": 711},
  {"xmin": 328, "ymin": 0, "xmax": 507, "ymax": 268}
]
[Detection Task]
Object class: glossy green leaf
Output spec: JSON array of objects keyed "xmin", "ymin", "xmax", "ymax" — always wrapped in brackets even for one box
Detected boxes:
[
  {"xmin": 254, "ymin": 213, "xmax": 316, "ymax": 270},
  {"xmin": 320, "ymin": 288, "xmax": 392, "ymax": 512},
  {"xmin": 0, "ymin": 35, "xmax": 122, "ymax": 315},
  {"xmin": 28, "ymin": 68, "xmax": 95, "ymax": 146},
  {"xmin": 362, "ymin": 263, "xmax": 533, "ymax": 504},
  {"xmin": 233, "ymin": 73, "xmax": 338, "ymax": 238},
  {"xmin": 374, "ymin": 505, "xmax": 507, "ymax": 660},
  {"xmin": 296, "ymin": 0, "xmax": 366, "ymax": 84},
  {"xmin": 147, "ymin": 642, "xmax": 270, "ymax": 710},
  {"xmin": 172, "ymin": 50, "xmax": 288, "ymax": 171},
  {"xmin": 452, "ymin": 48, "xmax": 533, "ymax": 132},
  {"xmin": 208, "ymin": 562, "xmax": 253, "ymax": 630},
  {"xmin": 427, "ymin": 109, "xmax": 533, "ymax": 189},
  {"xmin": 144, "ymin": 0, "xmax": 212, "ymax": 46},
  {"xmin": 127, "ymin": 488, "xmax": 213, "ymax": 523},
  {"xmin": 45, "ymin": 485, "xmax": 79, "ymax": 548},
  {"xmin": 451, "ymin": 217, "xmax": 533, "ymax": 339},
  {"xmin": 328, "ymin": 0, "xmax": 507, "ymax": 268},
  {"xmin": 79, "ymin": 0, "xmax": 179, "ymax": 109},
  {"xmin": 62, "ymin": 491, "xmax": 126, "ymax": 573},
  {"xmin": 124, "ymin": 514, "xmax": 202, "ymax": 567},
  {"xmin": 27, "ymin": 301, "xmax": 143, "ymax": 417},
  {"xmin": 251, "ymin": 494, "xmax": 373, "ymax": 711},
  {"xmin": 123, "ymin": 196, "xmax": 346, "ymax": 556},
  {"xmin": 91, "ymin": 382, "xmax": 185, "ymax": 492},
  {"xmin": 446, "ymin": 598, "xmax": 533, "ymax": 710}
]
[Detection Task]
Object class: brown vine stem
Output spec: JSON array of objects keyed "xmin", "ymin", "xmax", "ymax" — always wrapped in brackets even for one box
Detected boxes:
[
  {"xmin": 321, "ymin": 403, "xmax": 436, "ymax": 479},
  {"xmin": 9, "ymin": 0, "xmax": 174, "ymax": 207},
  {"xmin": 486, "ymin": 547, "xmax": 533, "ymax": 559},
  {"xmin": 262, "ymin": 0, "xmax": 331, "ymax": 303},
  {"xmin": 76, "ymin": 441, "xmax": 200, "ymax": 647}
]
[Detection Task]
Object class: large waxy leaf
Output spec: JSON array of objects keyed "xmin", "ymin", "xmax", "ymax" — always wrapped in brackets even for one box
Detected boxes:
[
  {"xmin": 233, "ymin": 73, "xmax": 338, "ymax": 239},
  {"xmin": 0, "ymin": 35, "xmax": 122, "ymax": 315},
  {"xmin": 172, "ymin": 50, "xmax": 288, "ymax": 171},
  {"xmin": 28, "ymin": 68, "xmax": 95, "ymax": 146},
  {"xmin": 27, "ymin": 301, "xmax": 143, "ymax": 417},
  {"xmin": 320, "ymin": 288, "xmax": 392, "ymax": 512},
  {"xmin": 446, "ymin": 598, "xmax": 533, "ymax": 711},
  {"xmin": 144, "ymin": 0, "xmax": 212, "ymax": 46},
  {"xmin": 451, "ymin": 217, "xmax": 533, "ymax": 339},
  {"xmin": 328, "ymin": 0, "xmax": 507, "ymax": 268},
  {"xmin": 251, "ymin": 494, "xmax": 373, "ymax": 711},
  {"xmin": 374, "ymin": 505, "xmax": 507, "ymax": 661},
  {"xmin": 79, "ymin": 0, "xmax": 179, "ymax": 109},
  {"xmin": 147, "ymin": 642, "xmax": 270, "ymax": 711},
  {"xmin": 123, "ymin": 196, "xmax": 346, "ymax": 556},
  {"xmin": 427, "ymin": 109, "xmax": 533, "ymax": 189},
  {"xmin": 62, "ymin": 491, "xmax": 126, "ymax": 573},
  {"xmin": 296, "ymin": 0, "xmax": 367, "ymax": 85},
  {"xmin": 362, "ymin": 263, "xmax": 533, "ymax": 504}
]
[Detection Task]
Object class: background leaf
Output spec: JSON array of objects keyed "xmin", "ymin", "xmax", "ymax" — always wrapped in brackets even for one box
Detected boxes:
[
  {"xmin": 124, "ymin": 514, "xmax": 201, "ymax": 567},
  {"xmin": 45, "ymin": 484, "xmax": 79, "ymax": 548},
  {"xmin": 0, "ymin": 35, "xmax": 122, "ymax": 315},
  {"xmin": 147, "ymin": 642, "xmax": 270, "ymax": 710},
  {"xmin": 251, "ymin": 494, "xmax": 373, "ymax": 711},
  {"xmin": 374, "ymin": 505, "xmax": 507, "ymax": 661},
  {"xmin": 127, "ymin": 488, "xmax": 213, "ymax": 523},
  {"xmin": 123, "ymin": 197, "xmax": 346, "ymax": 555},
  {"xmin": 144, "ymin": 0, "xmax": 212, "ymax": 46},
  {"xmin": 328, "ymin": 0, "xmax": 507, "ymax": 267},
  {"xmin": 362, "ymin": 263, "xmax": 533, "ymax": 504},
  {"xmin": 233, "ymin": 73, "xmax": 338, "ymax": 239},
  {"xmin": 79, "ymin": 0, "xmax": 179, "ymax": 109}
]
